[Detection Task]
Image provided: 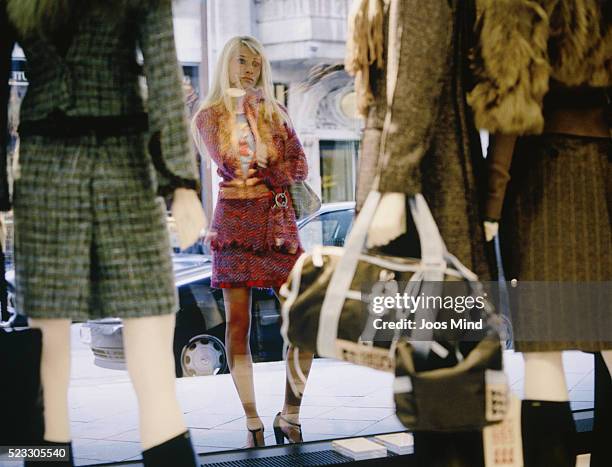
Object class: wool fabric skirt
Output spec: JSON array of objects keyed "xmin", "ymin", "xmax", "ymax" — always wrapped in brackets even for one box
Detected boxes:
[
  {"xmin": 13, "ymin": 134, "xmax": 177, "ymax": 321},
  {"xmin": 209, "ymin": 192, "xmax": 302, "ymax": 289},
  {"xmin": 499, "ymin": 133, "xmax": 611, "ymax": 352},
  {"xmin": 212, "ymin": 247, "xmax": 300, "ymax": 289}
]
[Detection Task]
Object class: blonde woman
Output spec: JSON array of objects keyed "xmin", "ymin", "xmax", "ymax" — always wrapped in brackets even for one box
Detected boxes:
[{"xmin": 192, "ymin": 36, "xmax": 313, "ymax": 448}]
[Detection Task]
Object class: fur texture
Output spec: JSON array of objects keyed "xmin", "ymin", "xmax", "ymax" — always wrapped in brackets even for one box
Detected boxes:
[
  {"xmin": 344, "ymin": 0, "xmax": 385, "ymax": 117},
  {"xmin": 468, "ymin": 0, "xmax": 611, "ymax": 134},
  {"xmin": 203, "ymin": 98, "xmax": 288, "ymax": 173},
  {"xmin": 6, "ymin": 0, "xmax": 153, "ymax": 35}
]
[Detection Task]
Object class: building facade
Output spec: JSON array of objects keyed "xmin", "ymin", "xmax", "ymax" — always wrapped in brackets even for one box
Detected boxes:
[{"xmin": 200, "ymin": 0, "xmax": 361, "ymax": 206}]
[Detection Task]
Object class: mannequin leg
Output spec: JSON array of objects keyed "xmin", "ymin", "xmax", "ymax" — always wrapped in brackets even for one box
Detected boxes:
[
  {"xmin": 601, "ymin": 350, "xmax": 612, "ymax": 373},
  {"xmin": 272, "ymin": 286, "xmax": 313, "ymax": 441},
  {"xmin": 222, "ymin": 288, "xmax": 263, "ymax": 446},
  {"xmin": 523, "ymin": 351, "xmax": 569, "ymax": 401},
  {"xmin": 122, "ymin": 314, "xmax": 187, "ymax": 450},
  {"xmin": 591, "ymin": 351, "xmax": 612, "ymax": 467},
  {"xmin": 28, "ymin": 318, "xmax": 72, "ymax": 443},
  {"xmin": 522, "ymin": 351, "xmax": 575, "ymax": 467}
]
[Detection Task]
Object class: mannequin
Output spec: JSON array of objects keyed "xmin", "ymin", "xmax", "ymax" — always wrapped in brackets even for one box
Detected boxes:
[
  {"xmin": 1, "ymin": 0, "xmax": 205, "ymax": 465},
  {"xmin": 347, "ymin": 0, "xmax": 490, "ymax": 465},
  {"xmin": 467, "ymin": 1, "xmax": 612, "ymax": 466}
]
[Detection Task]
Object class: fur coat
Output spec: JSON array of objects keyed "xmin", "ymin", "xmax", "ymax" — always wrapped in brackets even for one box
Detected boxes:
[{"xmin": 468, "ymin": 0, "xmax": 612, "ymax": 134}]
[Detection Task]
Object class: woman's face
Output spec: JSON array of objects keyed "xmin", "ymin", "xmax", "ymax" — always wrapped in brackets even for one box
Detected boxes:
[{"xmin": 228, "ymin": 44, "xmax": 262, "ymax": 90}]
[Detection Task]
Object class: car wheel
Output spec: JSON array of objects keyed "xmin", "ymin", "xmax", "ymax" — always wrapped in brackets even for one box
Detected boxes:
[{"xmin": 180, "ymin": 334, "xmax": 228, "ymax": 377}]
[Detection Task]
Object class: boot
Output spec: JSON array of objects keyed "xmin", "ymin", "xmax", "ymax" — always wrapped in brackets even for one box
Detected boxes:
[
  {"xmin": 413, "ymin": 431, "xmax": 484, "ymax": 467},
  {"xmin": 591, "ymin": 353, "xmax": 612, "ymax": 467},
  {"xmin": 141, "ymin": 431, "xmax": 199, "ymax": 467},
  {"xmin": 23, "ymin": 441, "xmax": 73, "ymax": 466},
  {"xmin": 521, "ymin": 400, "xmax": 575, "ymax": 467}
]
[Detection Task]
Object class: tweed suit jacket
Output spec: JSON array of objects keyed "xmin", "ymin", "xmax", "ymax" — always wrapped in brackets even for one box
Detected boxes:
[
  {"xmin": 355, "ymin": 0, "xmax": 491, "ymax": 278},
  {"xmin": 0, "ymin": 0, "xmax": 198, "ymax": 208}
]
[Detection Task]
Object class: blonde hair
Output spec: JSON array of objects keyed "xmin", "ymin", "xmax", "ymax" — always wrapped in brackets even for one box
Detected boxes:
[{"xmin": 191, "ymin": 36, "xmax": 289, "ymax": 155}]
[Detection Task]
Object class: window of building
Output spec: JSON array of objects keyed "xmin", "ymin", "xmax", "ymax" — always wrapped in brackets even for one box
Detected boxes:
[
  {"xmin": 273, "ymin": 82, "xmax": 287, "ymax": 107},
  {"xmin": 319, "ymin": 140, "xmax": 359, "ymax": 203}
]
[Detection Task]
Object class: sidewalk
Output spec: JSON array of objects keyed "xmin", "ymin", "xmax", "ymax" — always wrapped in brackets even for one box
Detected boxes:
[{"xmin": 39, "ymin": 326, "xmax": 602, "ymax": 465}]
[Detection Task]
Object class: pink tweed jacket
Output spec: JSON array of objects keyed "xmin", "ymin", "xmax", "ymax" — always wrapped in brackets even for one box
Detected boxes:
[{"xmin": 194, "ymin": 96, "xmax": 308, "ymax": 254}]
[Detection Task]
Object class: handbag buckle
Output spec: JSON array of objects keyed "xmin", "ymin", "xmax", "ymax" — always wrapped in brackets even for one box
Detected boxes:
[{"xmin": 274, "ymin": 191, "xmax": 289, "ymax": 209}]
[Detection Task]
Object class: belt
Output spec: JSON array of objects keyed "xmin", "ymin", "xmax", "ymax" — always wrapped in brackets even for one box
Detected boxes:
[
  {"xmin": 544, "ymin": 85, "xmax": 609, "ymax": 110},
  {"xmin": 19, "ymin": 111, "xmax": 149, "ymax": 138},
  {"xmin": 219, "ymin": 184, "xmax": 291, "ymax": 208},
  {"xmin": 219, "ymin": 184, "xmax": 272, "ymax": 200}
]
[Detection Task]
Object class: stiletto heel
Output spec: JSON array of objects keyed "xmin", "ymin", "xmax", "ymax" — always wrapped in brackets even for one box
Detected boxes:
[
  {"xmin": 273, "ymin": 424, "xmax": 285, "ymax": 445},
  {"xmin": 246, "ymin": 418, "xmax": 265, "ymax": 447},
  {"xmin": 248, "ymin": 427, "xmax": 265, "ymax": 447},
  {"xmin": 273, "ymin": 412, "xmax": 303, "ymax": 444}
]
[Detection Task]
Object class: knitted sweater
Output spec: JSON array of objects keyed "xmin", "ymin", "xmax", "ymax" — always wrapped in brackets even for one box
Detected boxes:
[{"xmin": 194, "ymin": 97, "xmax": 307, "ymax": 254}]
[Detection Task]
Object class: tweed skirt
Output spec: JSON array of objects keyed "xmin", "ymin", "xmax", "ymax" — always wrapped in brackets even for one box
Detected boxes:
[
  {"xmin": 499, "ymin": 133, "xmax": 611, "ymax": 351},
  {"xmin": 13, "ymin": 134, "xmax": 177, "ymax": 321},
  {"xmin": 211, "ymin": 246, "xmax": 300, "ymax": 289}
]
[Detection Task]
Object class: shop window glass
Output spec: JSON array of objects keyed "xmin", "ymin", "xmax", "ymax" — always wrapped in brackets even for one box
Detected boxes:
[
  {"xmin": 319, "ymin": 140, "xmax": 359, "ymax": 203},
  {"xmin": 299, "ymin": 209, "xmax": 354, "ymax": 252}
]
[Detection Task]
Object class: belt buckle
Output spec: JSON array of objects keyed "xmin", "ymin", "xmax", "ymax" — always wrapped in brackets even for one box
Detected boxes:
[{"xmin": 274, "ymin": 191, "xmax": 288, "ymax": 209}]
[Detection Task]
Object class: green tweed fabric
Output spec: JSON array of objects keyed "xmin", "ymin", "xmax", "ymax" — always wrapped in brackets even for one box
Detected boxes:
[
  {"xmin": 1, "ymin": 0, "xmax": 195, "ymax": 319},
  {"xmin": 14, "ymin": 134, "xmax": 177, "ymax": 320},
  {"xmin": 6, "ymin": 0, "xmax": 198, "ymax": 196}
]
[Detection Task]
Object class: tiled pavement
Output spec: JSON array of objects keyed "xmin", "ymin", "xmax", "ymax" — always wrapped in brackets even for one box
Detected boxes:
[{"xmin": 14, "ymin": 325, "xmax": 600, "ymax": 465}]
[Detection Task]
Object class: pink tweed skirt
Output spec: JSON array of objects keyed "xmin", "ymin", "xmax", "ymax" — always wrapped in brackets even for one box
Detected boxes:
[{"xmin": 211, "ymin": 247, "xmax": 301, "ymax": 289}]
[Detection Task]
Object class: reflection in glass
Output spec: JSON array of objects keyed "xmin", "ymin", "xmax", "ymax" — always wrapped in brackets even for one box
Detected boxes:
[{"xmin": 319, "ymin": 140, "xmax": 359, "ymax": 203}]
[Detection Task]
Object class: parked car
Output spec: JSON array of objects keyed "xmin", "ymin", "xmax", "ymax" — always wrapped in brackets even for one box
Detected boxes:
[{"xmin": 5, "ymin": 203, "xmax": 355, "ymax": 377}]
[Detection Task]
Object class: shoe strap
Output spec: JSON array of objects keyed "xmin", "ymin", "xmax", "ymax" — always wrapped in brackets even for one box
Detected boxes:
[{"xmin": 278, "ymin": 413, "xmax": 301, "ymax": 427}]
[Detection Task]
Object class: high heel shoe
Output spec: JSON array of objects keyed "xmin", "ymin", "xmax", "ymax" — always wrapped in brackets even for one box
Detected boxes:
[
  {"xmin": 273, "ymin": 412, "xmax": 303, "ymax": 444},
  {"xmin": 246, "ymin": 418, "xmax": 265, "ymax": 448}
]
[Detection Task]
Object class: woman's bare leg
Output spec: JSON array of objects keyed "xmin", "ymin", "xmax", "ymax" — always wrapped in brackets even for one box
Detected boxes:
[
  {"xmin": 273, "ymin": 288, "xmax": 314, "ymax": 442},
  {"xmin": 223, "ymin": 287, "xmax": 263, "ymax": 446}
]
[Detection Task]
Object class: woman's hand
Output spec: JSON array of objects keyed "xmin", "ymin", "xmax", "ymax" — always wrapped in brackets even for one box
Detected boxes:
[
  {"xmin": 255, "ymin": 142, "xmax": 268, "ymax": 168},
  {"xmin": 171, "ymin": 188, "xmax": 207, "ymax": 250},
  {"xmin": 366, "ymin": 193, "xmax": 407, "ymax": 248}
]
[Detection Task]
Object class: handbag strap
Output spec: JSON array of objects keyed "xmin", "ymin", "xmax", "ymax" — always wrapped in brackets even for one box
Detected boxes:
[
  {"xmin": 317, "ymin": 191, "xmax": 447, "ymax": 358},
  {"xmin": 408, "ymin": 195, "xmax": 447, "ymax": 271}
]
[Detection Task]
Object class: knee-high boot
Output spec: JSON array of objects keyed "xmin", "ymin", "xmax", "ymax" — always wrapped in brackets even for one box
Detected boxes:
[
  {"xmin": 413, "ymin": 431, "xmax": 484, "ymax": 467},
  {"xmin": 591, "ymin": 353, "xmax": 612, "ymax": 467},
  {"xmin": 521, "ymin": 400, "xmax": 575, "ymax": 467},
  {"xmin": 141, "ymin": 431, "xmax": 199, "ymax": 467}
]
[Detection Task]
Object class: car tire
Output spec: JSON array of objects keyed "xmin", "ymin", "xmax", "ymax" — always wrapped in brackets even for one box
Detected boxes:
[{"xmin": 180, "ymin": 334, "xmax": 228, "ymax": 377}]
